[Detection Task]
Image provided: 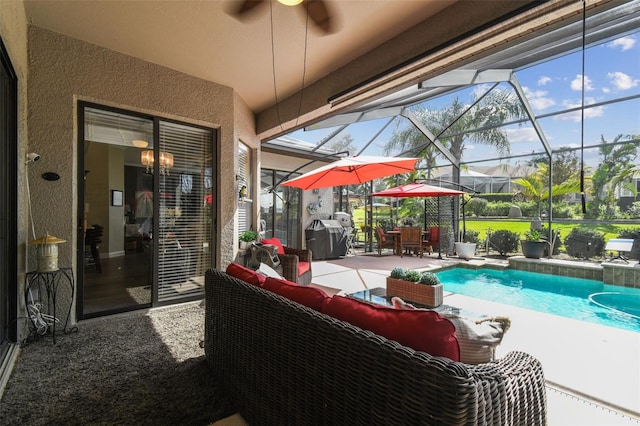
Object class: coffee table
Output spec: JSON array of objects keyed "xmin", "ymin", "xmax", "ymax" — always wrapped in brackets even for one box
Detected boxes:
[{"xmin": 349, "ymin": 287, "xmax": 484, "ymax": 318}]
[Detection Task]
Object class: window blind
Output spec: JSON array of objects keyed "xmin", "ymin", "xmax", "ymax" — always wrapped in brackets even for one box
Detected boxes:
[{"xmin": 157, "ymin": 120, "xmax": 213, "ymax": 302}]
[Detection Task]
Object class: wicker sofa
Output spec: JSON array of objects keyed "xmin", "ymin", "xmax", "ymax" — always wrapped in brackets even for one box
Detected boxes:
[{"xmin": 204, "ymin": 268, "xmax": 547, "ymax": 425}]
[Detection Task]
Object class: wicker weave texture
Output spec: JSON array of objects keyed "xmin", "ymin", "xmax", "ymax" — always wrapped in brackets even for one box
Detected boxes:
[
  {"xmin": 205, "ymin": 269, "xmax": 547, "ymax": 425},
  {"xmin": 280, "ymin": 247, "xmax": 312, "ymax": 285}
]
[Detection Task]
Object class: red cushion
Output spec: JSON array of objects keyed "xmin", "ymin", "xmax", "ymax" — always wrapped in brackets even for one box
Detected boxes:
[
  {"xmin": 298, "ymin": 261, "xmax": 310, "ymax": 276},
  {"xmin": 226, "ymin": 263, "xmax": 266, "ymax": 287},
  {"xmin": 321, "ymin": 296, "xmax": 460, "ymax": 360},
  {"xmin": 429, "ymin": 227, "xmax": 439, "ymax": 242},
  {"xmin": 262, "ymin": 277, "xmax": 329, "ymax": 311},
  {"xmin": 261, "ymin": 237, "xmax": 285, "ymax": 255}
]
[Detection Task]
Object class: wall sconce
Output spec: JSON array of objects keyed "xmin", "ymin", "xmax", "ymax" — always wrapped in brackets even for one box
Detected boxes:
[{"xmin": 141, "ymin": 150, "xmax": 174, "ymax": 175}]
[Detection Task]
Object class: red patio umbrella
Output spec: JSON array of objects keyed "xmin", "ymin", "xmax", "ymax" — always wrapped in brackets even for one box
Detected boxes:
[
  {"xmin": 372, "ymin": 183, "xmax": 465, "ymax": 258},
  {"xmin": 371, "ymin": 182, "xmax": 464, "ymax": 198},
  {"xmin": 280, "ymin": 156, "xmax": 419, "ymax": 190}
]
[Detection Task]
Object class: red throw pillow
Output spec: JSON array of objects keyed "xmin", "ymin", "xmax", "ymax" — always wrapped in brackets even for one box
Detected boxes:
[
  {"xmin": 321, "ymin": 296, "xmax": 460, "ymax": 361},
  {"xmin": 260, "ymin": 237, "xmax": 285, "ymax": 255},
  {"xmin": 226, "ymin": 263, "xmax": 266, "ymax": 287},
  {"xmin": 262, "ymin": 277, "xmax": 329, "ymax": 311}
]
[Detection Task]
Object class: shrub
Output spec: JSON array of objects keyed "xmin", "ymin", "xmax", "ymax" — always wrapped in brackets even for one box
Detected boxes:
[
  {"xmin": 484, "ymin": 201, "xmax": 513, "ymax": 217},
  {"xmin": 626, "ymin": 202, "xmax": 640, "ymax": 219},
  {"xmin": 466, "ymin": 198, "xmax": 488, "ymax": 217},
  {"xmin": 617, "ymin": 228, "xmax": 640, "ymax": 260},
  {"xmin": 462, "ymin": 229, "xmax": 479, "ymax": 244},
  {"xmin": 551, "ymin": 203, "xmax": 575, "ymax": 219},
  {"xmin": 390, "ymin": 267, "xmax": 405, "ymax": 279},
  {"xmin": 419, "ymin": 271, "xmax": 440, "ymax": 285},
  {"xmin": 564, "ymin": 227, "xmax": 605, "ymax": 259},
  {"xmin": 403, "ymin": 269, "xmax": 422, "ymax": 282},
  {"xmin": 487, "ymin": 229, "xmax": 519, "ymax": 256}
]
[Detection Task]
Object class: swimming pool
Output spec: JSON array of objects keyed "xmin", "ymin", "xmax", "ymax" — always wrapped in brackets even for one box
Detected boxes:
[{"xmin": 436, "ymin": 268, "xmax": 640, "ymax": 333}]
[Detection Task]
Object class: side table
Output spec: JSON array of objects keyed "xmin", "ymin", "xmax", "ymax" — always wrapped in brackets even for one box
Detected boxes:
[{"xmin": 25, "ymin": 268, "xmax": 78, "ymax": 343}]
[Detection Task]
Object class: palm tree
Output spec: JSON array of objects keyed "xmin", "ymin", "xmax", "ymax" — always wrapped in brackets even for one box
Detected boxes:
[
  {"xmin": 513, "ymin": 162, "xmax": 583, "ymax": 217},
  {"xmin": 384, "ymin": 89, "xmax": 527, "ymax": 179},
  {"xmin": 590, "ymin": 134, "xmax": 638, "ymax": 219}
]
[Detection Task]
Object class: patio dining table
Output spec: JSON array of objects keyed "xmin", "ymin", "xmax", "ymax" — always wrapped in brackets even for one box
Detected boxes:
[{"xmin": 386, "ymin": 229, "xmax": 429, "ymax": 256}]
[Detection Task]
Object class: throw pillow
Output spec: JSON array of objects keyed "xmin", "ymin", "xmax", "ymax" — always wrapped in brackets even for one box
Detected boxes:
[
  {"xmin": 226, "ymin": 262, "xmax": 266, "ymax": 287},
  {"xmin": 392, "ymin": 296, "xmax": 510, "ymax": 364},
  {"xmin": 260, "ymin": 237, "xmax": 285, "ymax": 255},
  {"xmin": 322, "ymin": 295, "xmax": 460, "ymax": 361},
  {"xmin": 257, "ymin": 262, "xmax": 283, "ymax": 279},
  {"xmin": 262, "ymin": 277, "xmax": 329, "ymax": 311}
]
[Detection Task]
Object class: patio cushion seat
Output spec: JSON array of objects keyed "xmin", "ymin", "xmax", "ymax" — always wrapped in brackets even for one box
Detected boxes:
[
  {"xmin": 226, "ymin": 262, "xmax": 266, "ymax": 287},
  {"xmin": 262, "ymin": 277, "xmax": 329, "ymax": 311},
  {"xmin": 322, "ymin": 294, "xmax": 460, "ymax": 360},
  {"xmin": 298, "ymin": 261, "xmax": 310, "ymax": 276}
]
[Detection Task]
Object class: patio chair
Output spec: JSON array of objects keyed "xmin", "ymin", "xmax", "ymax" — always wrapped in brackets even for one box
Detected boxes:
[
  {"xmin": 424, "ymin": 226, "xmax": 439, "ymax": 255},
  {"xmin": 399, "ymin": 226, "xmax": 426, "ymax": 258},
  {"xmin": 375, "ymin": 226, "xmax": 395, "ymax": 256}
]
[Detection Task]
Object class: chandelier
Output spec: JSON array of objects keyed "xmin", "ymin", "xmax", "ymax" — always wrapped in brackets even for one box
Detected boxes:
[{"xmin": 141, "ymin": 150, "xmax": 174, "ymax": 175}]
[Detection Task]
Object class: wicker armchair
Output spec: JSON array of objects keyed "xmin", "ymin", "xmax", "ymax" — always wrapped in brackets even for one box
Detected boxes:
[{"xmin": 280, "ymin": 246, "xmax": 312, "ymax": 285}]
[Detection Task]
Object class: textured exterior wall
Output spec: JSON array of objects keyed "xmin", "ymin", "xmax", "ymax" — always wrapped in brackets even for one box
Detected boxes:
[{"xmin": 26, "ymin": 25, "xmax": 248, "ymax": 319}]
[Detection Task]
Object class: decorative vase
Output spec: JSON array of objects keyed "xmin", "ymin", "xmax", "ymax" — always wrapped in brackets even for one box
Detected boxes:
[
  {"xmin": 454, "ymin": 242, "xmax": 476, "ymax": 260},
  {"xmin": 239, "ymin": 240, "xmax": 253, "ymax": 250},
  {"xmin": 386, "ymin": 277, "xmax": 443, "ymax": 307},
  {"xmin": 521, "ymin": 240, "xmax": 546, "ymax": 259}
]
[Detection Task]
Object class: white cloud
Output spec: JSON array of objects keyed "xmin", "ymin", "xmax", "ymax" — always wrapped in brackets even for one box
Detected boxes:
[
  {"xmin": 523, "ymin": 87, "xmax": 556, "ymax": 110},
  {"xmin": 505, "ymin": 127, "xmax": 539, "ymax": 143},
  {"xmin": 553, "ymin": 97, "xmax": 604, "ymax": 122},
  {"xmin": 538, "ymin": 76, "xmax": 552, "ymax": 86},
  {"xmin": 570, "ymin": 74, "xmax": 594, "ymax": 91},
  {"xmin": 608, "ymin": 36, "xmax": 636, "ymax": 51},
  {"xmin": 607, "ymin": 71, "xmax": 639, "ymax": 90},
  {"xmin": 602, "ymin": 87, "xmax": 611, "ymax": 94}
]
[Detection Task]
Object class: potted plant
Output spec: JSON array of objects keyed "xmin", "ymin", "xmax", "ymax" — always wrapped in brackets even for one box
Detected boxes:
[
  {"xmin": 239, "ymin": 230, "xmax": 258, "ymax": 250},
  {"xmin": 521, "ymin": 229, "xmax": 546, "ymax": 259},
  {"xmin": 386, "ymin": 268, "xmax": 443, "ymax": 307},
  {"xmin": 454, "ymin": 230, "xmax": 478, "ymax": 260}
]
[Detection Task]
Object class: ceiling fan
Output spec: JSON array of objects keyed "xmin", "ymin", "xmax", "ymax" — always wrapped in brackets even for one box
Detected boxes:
[{"xmin": 228, "ymin": 0, "xmax": 337, "ymax": 35}]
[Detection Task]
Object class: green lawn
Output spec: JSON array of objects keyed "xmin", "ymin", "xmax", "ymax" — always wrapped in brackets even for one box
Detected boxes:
[{"xmin": 465, "ymin": 219, "xmax": 640, "ymax": 242}]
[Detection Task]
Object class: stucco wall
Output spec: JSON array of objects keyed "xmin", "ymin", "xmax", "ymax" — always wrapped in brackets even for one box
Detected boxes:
[{"xmin": 26, "ymin": 25, "xmax": 250, "ymax": 318}]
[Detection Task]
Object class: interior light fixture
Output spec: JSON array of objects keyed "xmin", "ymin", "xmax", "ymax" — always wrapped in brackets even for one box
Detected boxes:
[
  {"xmin": 132, "ymin": 139, "xmax": 149, "ymax": 148},
  {"xmin": 141, "ymin": 150, "xmax": 174, "ymax": 175},
  {"xmin": 277, "ymin": 0, "xmax": 303, "ymax": 6}
]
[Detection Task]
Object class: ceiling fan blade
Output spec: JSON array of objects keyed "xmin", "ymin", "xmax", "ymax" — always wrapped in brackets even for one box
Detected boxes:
[
  {"xmin": 227, "ymin": 0, "xmax": 267, "ymax": 19},
  {"xmin": 306, "ymin": 0, "xmax": 337, "ymax": 35}
]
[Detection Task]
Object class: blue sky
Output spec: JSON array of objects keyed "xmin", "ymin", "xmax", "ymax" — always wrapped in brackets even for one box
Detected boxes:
[{"xmin": 289, "ymin": 31, "xmax": 639, "ymax": 172}]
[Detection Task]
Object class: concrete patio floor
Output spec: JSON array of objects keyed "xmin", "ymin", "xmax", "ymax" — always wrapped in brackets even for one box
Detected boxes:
[{"xmin": 309, "ymin": 249, "xmax": 640, "ymax": 425}]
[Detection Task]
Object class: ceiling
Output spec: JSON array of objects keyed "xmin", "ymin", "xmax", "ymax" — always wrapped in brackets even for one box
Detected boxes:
[{"xmin": 24, "ymin": 0, "xmax": 456, "ymax": 113}]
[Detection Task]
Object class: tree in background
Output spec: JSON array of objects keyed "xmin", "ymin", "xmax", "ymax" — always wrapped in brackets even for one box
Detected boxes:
[
  {"xmin": 384, "ymin": 90, "xmax": 527, "ymax": 180},
  {"xmin": 326, "ymin": 133, "xmax": 357, "ymax": 156},
  {"xmin": 528, "ymin": 148, "xmax": 581, "ymax": 202},
  {"xmin": 513, "ymin": 162, "xmax": 582, "ymax": 217},
  {"xmin": 589, "ymin": 134, "xmax": 638, "ymax": 219}
]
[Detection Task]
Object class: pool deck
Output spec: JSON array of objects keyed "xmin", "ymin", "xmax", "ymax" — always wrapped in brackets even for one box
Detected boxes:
[{"xmin": 310, "ymin": 250, "xmax": 640, "ymax": 425}]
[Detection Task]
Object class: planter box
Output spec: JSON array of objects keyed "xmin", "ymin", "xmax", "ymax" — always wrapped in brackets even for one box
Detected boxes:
[{"xmin": 386, "ymin": 277, "xmax": 443, "ymax": 307}]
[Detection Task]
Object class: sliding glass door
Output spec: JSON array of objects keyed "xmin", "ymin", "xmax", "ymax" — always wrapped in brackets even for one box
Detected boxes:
[{"xmin": 78, "ymin": 103, "xmax": 215, "ymax": 318}]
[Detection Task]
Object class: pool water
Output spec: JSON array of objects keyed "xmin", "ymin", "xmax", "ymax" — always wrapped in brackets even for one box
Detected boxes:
[{"xmin": 436, "ymin": 268, "xmax": 640, "ymax": 333}]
